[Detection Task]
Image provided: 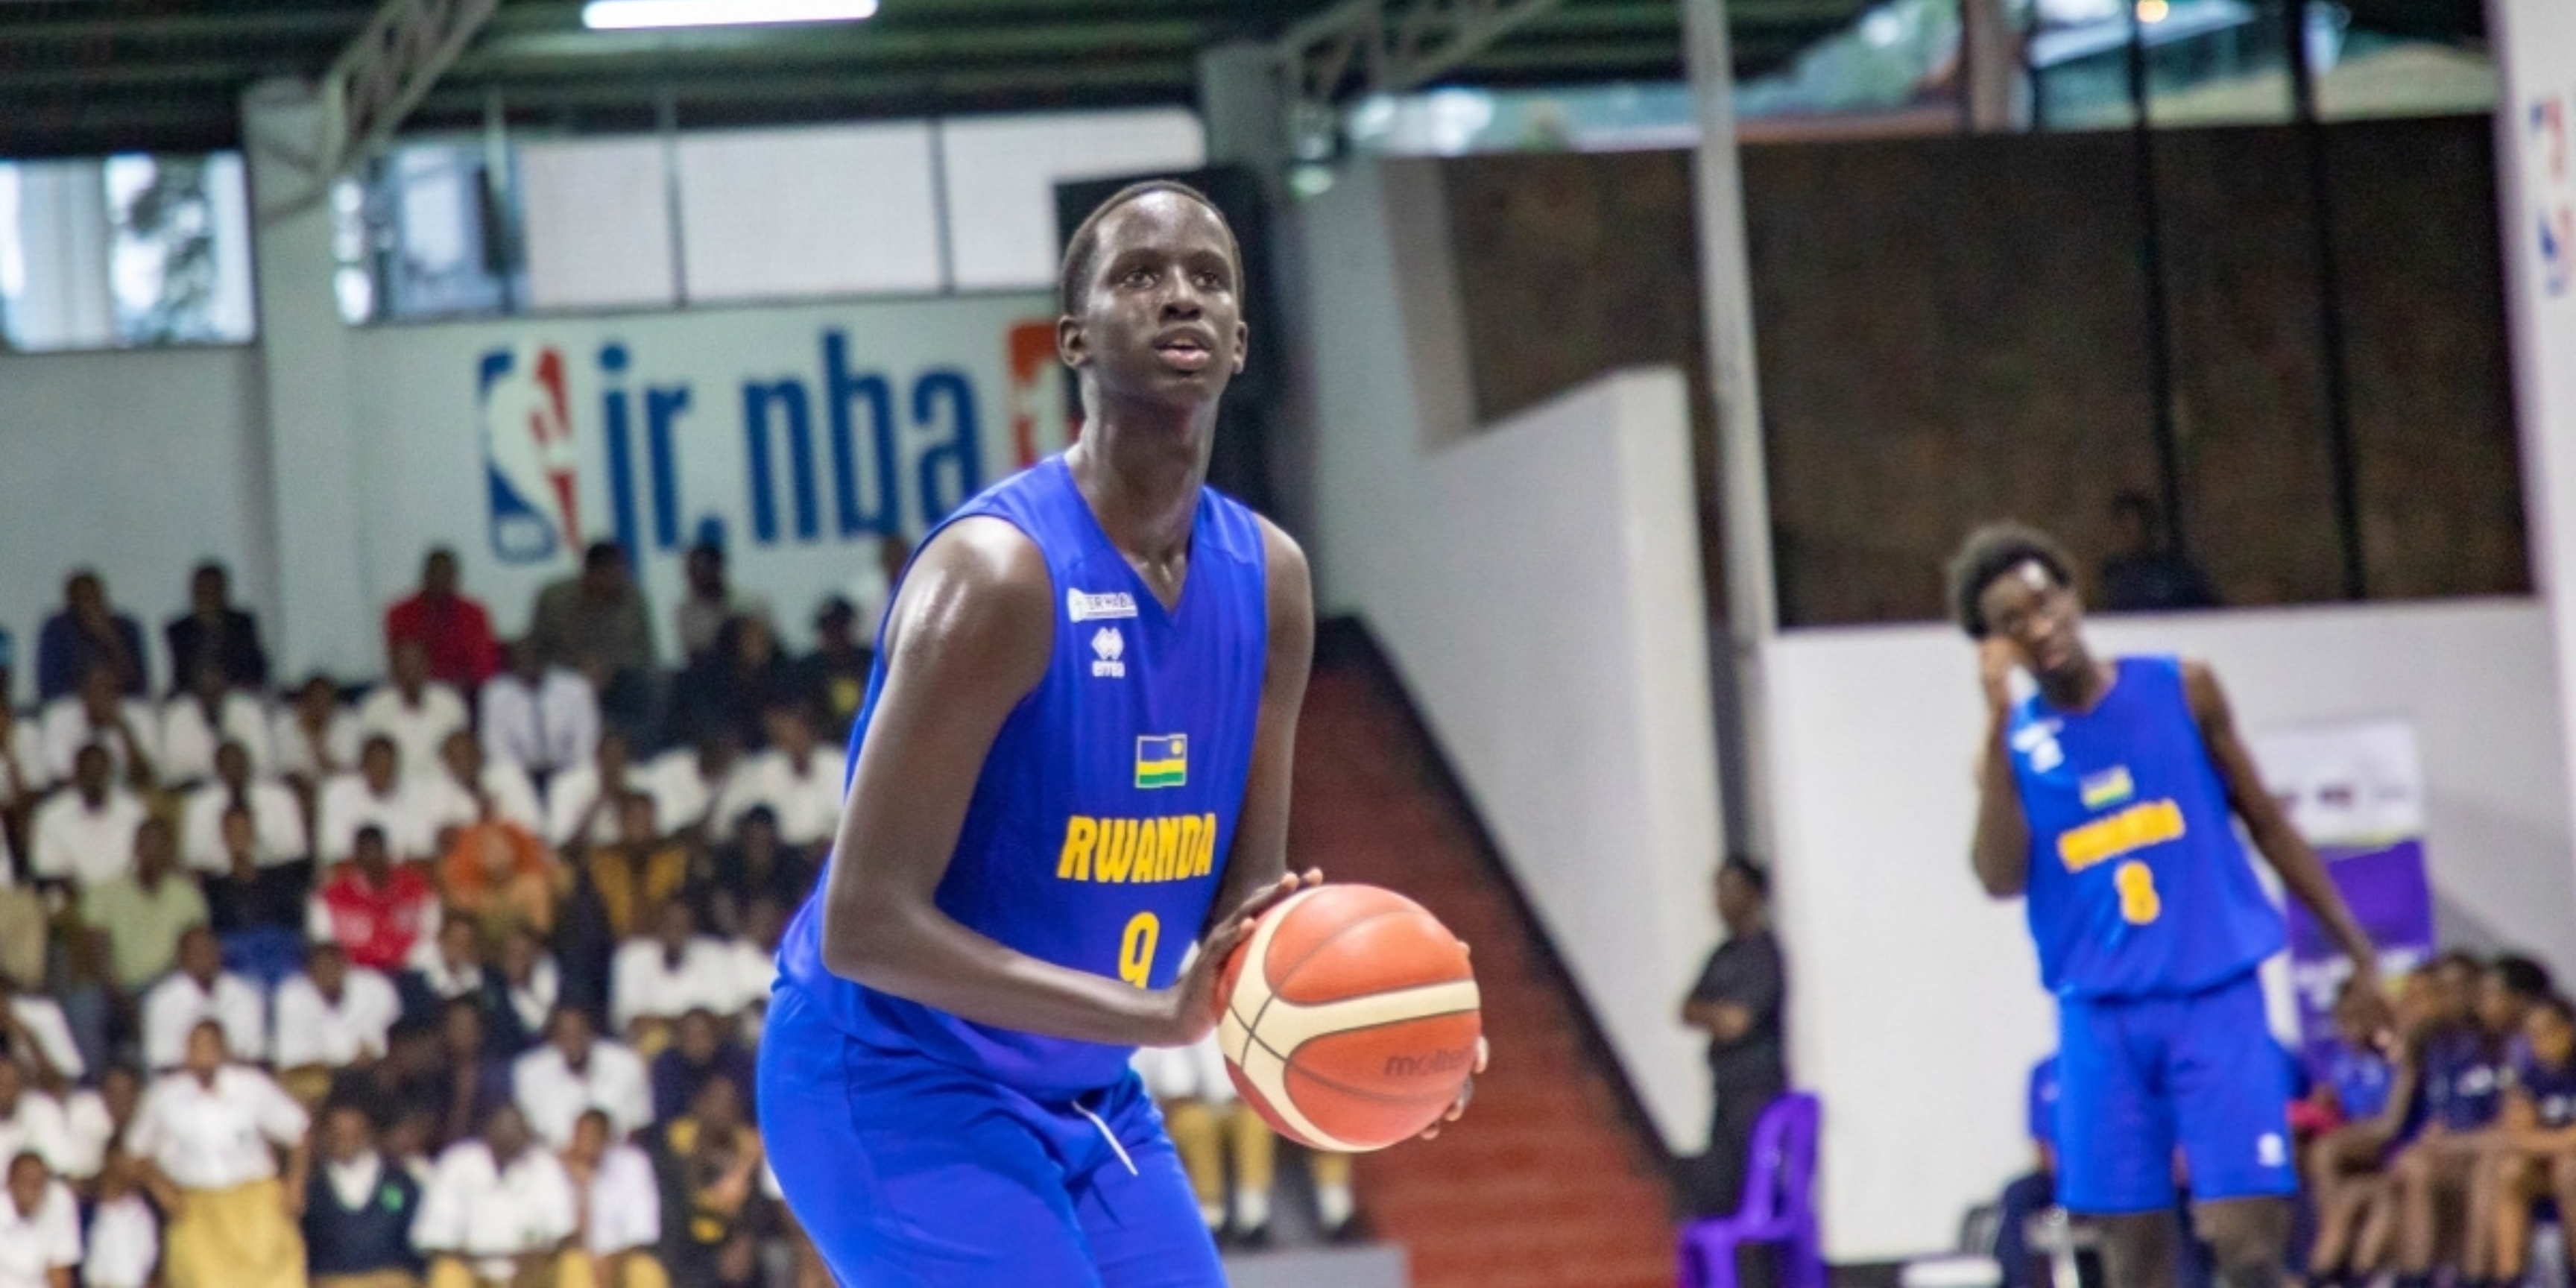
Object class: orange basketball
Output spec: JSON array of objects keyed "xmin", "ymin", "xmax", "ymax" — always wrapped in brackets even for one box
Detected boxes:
[{"xmin": 1214, "ymin": 884, "xmax": 1483, "ymax": 1152}]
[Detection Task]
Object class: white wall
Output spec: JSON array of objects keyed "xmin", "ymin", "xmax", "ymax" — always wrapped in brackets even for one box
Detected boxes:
[
  {"xmin": 1768, "ymin": 599, "xmax": 2576, "ymax": 1260},
  {"xmin": 1298, "ymin": 158, "xmax": 1727, "ymax": 1150},
  {"xmin": 0, "ymin": 344, "xmax": 271, "ymax": 692}
]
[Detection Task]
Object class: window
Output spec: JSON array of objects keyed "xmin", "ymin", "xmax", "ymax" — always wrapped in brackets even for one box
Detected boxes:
[{"xmin": 0, "ymin": 152, "xmax": 254, "ymax": 352}]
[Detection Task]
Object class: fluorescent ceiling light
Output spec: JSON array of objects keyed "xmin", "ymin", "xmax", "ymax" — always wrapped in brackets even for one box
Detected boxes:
[{"xmin": 581, "ymin": 0, "xmax": 878, "ymax": 30}]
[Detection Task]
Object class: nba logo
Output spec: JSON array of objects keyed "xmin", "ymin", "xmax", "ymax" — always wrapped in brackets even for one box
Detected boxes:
[
  {"xmin": 479, "ymin": 344, "xmax": 581, "ymax": 564},
  {"xmin": 2532, "ymin": 95, "xmax": 2574, "ymax": 298}
]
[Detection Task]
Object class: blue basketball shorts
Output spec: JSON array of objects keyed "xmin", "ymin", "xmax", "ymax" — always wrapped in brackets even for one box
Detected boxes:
[
  {"xmin": 2055, "ymin": 969, "xmax": 2297, "ymax": 1214},
  {"xmin": 757, "ymin": 985, "xmax": 1225, "ymax": 1288}
]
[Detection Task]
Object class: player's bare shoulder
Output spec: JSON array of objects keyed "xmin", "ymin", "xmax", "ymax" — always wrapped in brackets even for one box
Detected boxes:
[
  {"xmin": 882, "ymin": 515, "xmax": 1055, "ymax": 690},
  {"xmin": 2176, "ymin": 658, "xmax": 2235, "ymax": 728}
]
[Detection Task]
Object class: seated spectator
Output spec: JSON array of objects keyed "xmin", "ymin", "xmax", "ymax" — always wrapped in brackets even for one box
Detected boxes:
[
  {"xmin": 428, "ymin": 1002, "xmax": 516, "ymax": 1155},
  {"xmin": 385, "ymin": 548, "xmax": 503, "ymax": 692},
  {"xmin": 543, "ymin": 733, "xmax": 642, "ymax": 851},
  {"xmin": 128, "ymin": 1020, "xmax": 311, "ymax": 1287},
  {"xmin": 326, "ymin": 1017, "xmax": 445, "ymax": 1143},
  {"xmin": 180, "ymin": 739, "xmax": 308, "ymax": 874},
  {"xmin": 674, "ymin": 539, "xmax": 771, "ymax": 665},
  {"xmin": 321, "ymin": 737, "xmax": 439, "ymax": 863},
  {"xmin": 141, "ymin": 925, "xmax": 265, "ymax": 1071},
  {"xmin": 719, "ymin": 896, "xmax": 784, "ymax": 1046},
  {"xmin": 720, "ymin": 706, "xmax": 846, "ymax": 849},
  {"xmin": 166, "ymin": 561, "xmax": 269, "ymax": 692},
  {"xmin": 798, "ymin": 596, "xmax": 871, "ymax": 743},
  {"xmin": 0, "ymin": 979, "xmax": 85, "ymax": 1091},
  {"xmin": 2388, "ymin": 951, "xmax": 2507, "ymax": 1287},
  {"xmin": 424, "ymin": 730, "xmax": 544, "ymax": 841},
  {"xmin": 585, "ymin": 794, "xmax": 687, "ymax": 944},
  {"xmin": 275, "ymin": 674, "xmax": 364, "ymax": 788},
  {"xmin": 82, "ymin": 1146, "xmax": 159, "ymax": 1288},
  {"xmin": 30, "ymin": 744, "xmax": 148, "ymax": 891},
  {"xmin": 158, "ymin": 659, "xmax": 273, "ymax": 785},
  {"xmin": 668, "ymin": 614, "xmax": 797, "ymax": 752},
  {"xmin": 484, "ymin": 928, "xmax": 561, "ymax": 1057},
  {"xmin": 203, "ymin": 806, "xmax": 307, "ymax": 938},
  {"xmin": 359, "ymin": 640, "xmax": 471, "ymax": 786},
  {"xmin": 514, "ymin": 1007, "xmax": 651, "ymax": 1150},
  {"xmin": 34, "ymin": 570, "xmax": 146, "ymax": 702},
  {"xmin": 528, "ymin": 542, "xmax": 657, "ymax": 746},
  {"xmin": 562, "ymin": 1108, "xmax": 666, "ymax": 1288},
  {"xmin": 648, "ymin": 1075, "xmax": 767, "ymax": 1288},
  {"xmin": 690, "ymin": 806, "xmax": 815, "ymax": 938},
  {"xmin": 649, "ymin": 1008, "xmax": 755, "ymax": 1127},
  {"xmin": 610, "ymin": 903, "xmax": 736, "ymax": 1054},
  {"xmin": 303, "ymin": 1102, "xmax": 426, "ymax": 1288},
  {"xmin": 80, "ymin": 821, "xmax": 209, "ymax": 1000},
  {"xmin": 439, "ymin": 813, "xmax": 563, "ymax": 945},
  {"xmin": 402, "ymin": 918, "xmax": 488, "ymax": 1020},
  {"xmin": 52, "ymin": 1066, "xmax": 141, "ymax": 1189},
  {"xmin": 479, "ymin": 641, "xmax": 599, "ymax": 784},
  {"xmin": 311, "ymin": 826, "xmax": 442, "ymax": 974},
  {"xmin": 38, "ymin": 665, "xmax": 157, "ymax": 788},
  {"xmin": 643, "ymin": 736, "xmax": 744, "ymax": 842},
  {"xmin": 0, "ymin": 1149, "xmax": 80, "ymax": 1288},
  {"xmin": 274, "ymin": 943, "xmax": 402, "ymax": 1105},
  {"xmin": 0, "ymin": 1058, "xmax": 72, "ymax": 1181},
  {"xmin": 0, "ymin": 702, "xmax": 52, "ymax": 818},
  {"xmin": 2472, "ymin": 993, "xmax": 2576, "ymax": 1286},
  {"xmin": 2307, "ymin": 976, "xmax": 2409, "ymax": 1284},
  {"xmin": 412, "ymin": 1103, "xmax": 580, "ymax": 1288}
]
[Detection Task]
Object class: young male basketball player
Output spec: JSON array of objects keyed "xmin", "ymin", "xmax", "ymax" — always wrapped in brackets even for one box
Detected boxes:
[
  {"xmin": 1953, "ymin": 523, "xmax": 2390, "ymax": 1288},
  {"xmin": 759, "ymin": 182, "xmax": 1470, "ymax": 1286}
]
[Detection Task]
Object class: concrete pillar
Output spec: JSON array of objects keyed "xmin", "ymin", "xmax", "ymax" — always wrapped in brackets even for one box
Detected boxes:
[
  {"xmin": 242, "ymin": 78, "xmax": 375, "ymax": 680},
  {"xmin": 1195, "ymin": 42, "xmax": 1289, "ymax": 197}
]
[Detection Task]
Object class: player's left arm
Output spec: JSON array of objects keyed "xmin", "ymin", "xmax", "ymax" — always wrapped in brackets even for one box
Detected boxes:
[
  {"xmin": 1201, "ymin": 518, "xmax": 1317, "ymax": 935},
  {"xmin": 2184, "ymin": 661, "xmax": 2393, "ymax": 1033}
]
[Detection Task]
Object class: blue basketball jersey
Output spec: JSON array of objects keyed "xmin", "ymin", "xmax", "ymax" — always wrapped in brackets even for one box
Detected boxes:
[
  {"xmin": 2009, "ymin": 655, "xmax": 2283, "ymax": 1000},
  {"xmin": 775, "ymin": 455, "xmax": 1271, "ymax": 1098},
  {"xmin": 2514, "ymin": 1047, "xmax": 2576, "ymax": 1128}
]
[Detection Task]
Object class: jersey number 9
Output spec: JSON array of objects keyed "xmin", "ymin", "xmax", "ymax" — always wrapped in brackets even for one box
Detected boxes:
[
  {"xmin": 1119, "ymin": 912, "xmax": 1161, "ymax": 989},
  {"xmin": 2113, "ymin": 861, "xmax": 2162, "ymax": 926}
]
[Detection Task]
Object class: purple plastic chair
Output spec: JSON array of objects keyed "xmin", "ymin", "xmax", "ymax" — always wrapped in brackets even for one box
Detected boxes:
[{"xmin": 1677, "ymin": 1092, "xmax": 1826, "ymax": 1288}]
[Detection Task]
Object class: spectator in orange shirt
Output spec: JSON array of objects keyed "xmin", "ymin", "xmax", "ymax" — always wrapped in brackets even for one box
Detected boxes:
[{"xmin": 441, "ymin": 815, "xmax": 564, "ymax": 948}]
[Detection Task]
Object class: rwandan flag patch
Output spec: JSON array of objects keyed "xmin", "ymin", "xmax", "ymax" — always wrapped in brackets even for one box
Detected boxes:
[{"xmin": 1136, "ymin": 734, "xmax": 1187, "ymax": 789}]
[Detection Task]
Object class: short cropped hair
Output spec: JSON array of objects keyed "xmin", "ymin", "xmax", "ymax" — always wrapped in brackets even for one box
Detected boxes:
[
  {"xmin": 2492, "ymin": 953, "xmax": 2556, "ymax": 1002},
  {"xmin": 1719, "ymin": 855, "xmax": 1771, "ymax": 899},
  {"xmin": 1058, "ymin": 180, "xmax": 1243, "ymax": 316},
  {"xmin": 1946, "ymin": 523, "xmax": 2077, "ymax": 639}
]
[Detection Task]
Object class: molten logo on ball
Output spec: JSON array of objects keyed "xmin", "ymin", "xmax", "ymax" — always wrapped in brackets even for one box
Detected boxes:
[{"xmin": 1216, "ymin": 884, "xmax": 1483, "ymax": 1153}]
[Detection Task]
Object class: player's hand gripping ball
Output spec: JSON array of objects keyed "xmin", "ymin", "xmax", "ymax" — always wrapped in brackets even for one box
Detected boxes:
[{"xmin": 1214, "ymin": 884, "xmax": 1483, "ymax": 1152}]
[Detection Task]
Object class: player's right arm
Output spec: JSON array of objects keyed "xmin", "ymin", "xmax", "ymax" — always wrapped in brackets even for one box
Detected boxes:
[
  {"xmin": 815, "ymin": 517, "xmax": 1298, "ymax": 1049},
  {"xmin": 1969, "ymin": 637, "xmax": 2032, "ymax": 898}
]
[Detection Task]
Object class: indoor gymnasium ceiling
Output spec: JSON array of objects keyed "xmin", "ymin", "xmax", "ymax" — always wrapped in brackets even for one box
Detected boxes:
[{"xmin": 0, "ymin": 0, "xmax": 1884, "ymax": 160}]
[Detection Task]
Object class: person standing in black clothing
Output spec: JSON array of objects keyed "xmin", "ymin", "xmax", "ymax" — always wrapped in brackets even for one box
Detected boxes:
[{"xmin": 1682, "ymin": 856, "xmax": 1788, "ymax": 1219}]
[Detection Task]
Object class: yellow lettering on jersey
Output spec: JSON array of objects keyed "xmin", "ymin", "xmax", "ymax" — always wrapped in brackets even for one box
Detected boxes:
[
  {"xmin": 1057, "ymin": 816, "xmax": 1098, "ymax": 880},
  {"xmin": 1056, "ymin": 814, "xmax": 1222, "ymax": 885},
  {"xmin": 2057, "ymin": 799, "xmax": 2188, "ymax": 872}
]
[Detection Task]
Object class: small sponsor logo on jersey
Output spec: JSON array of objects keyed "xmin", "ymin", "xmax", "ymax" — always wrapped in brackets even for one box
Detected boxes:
[
  {"xmin": 1070, "ymin": 590, "xmax": 1138, "ymax": 622},
  {"xmin": 1136, "ymin": 734, "xmax": 1187, "ymax": 789},
  {"xmin": 2012, "ymin": 720, "xmax": 2065, "ymax": 773},
  {"xmin": 1091, "ymin": 626, "xmax": 1126, "ymax": 678},
  {"xmin": 2080, "ymin": 765, "xmax": 2135, "ymax": 810},
  {"xmin": 2257, "ymin": 1132, "xmax": 2286, "ymax": 1168}
]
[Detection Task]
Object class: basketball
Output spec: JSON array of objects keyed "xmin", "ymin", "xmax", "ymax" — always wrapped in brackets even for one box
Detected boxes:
[{"xmin": 1215, "ymin": 884, "xmax": 1484, "ymax": 1153}]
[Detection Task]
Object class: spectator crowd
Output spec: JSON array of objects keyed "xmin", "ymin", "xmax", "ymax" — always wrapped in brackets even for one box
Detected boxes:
[{"xmin": 0, "ymin": 538, "xmax": 883, "ymax": 1288}]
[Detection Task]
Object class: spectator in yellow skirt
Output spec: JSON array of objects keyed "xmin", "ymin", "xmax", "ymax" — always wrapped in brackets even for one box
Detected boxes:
[{"xmin": 130, "ymin": 1020, "xmax": 312, "ymax": 1288}]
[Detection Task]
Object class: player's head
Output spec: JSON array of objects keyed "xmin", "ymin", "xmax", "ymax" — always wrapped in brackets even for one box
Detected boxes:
[
  {"xmin": 2479, "ymin": 953, "xmax": 2555, "ymax": 1036},
  {"xmin": 2528, "ymin": 995, "xmax": 2576, "ymax": 1068},
  {"xmin": 1056, "ymin": 180, "xmax": 1248, "ymax": 420},
  {"xmin": 1948, "ymin": 523, "xmax": 2087, "ymax": 681}
]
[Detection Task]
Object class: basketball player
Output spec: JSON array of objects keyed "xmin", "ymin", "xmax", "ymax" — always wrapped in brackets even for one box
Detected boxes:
[
  {"xmin": 760, "ymin": 182, "xmax": 1471, "ymax": 1286},
  {"xmin": 1952, "ymin": 523, "xmax": 2390, "ymax": 1288}
]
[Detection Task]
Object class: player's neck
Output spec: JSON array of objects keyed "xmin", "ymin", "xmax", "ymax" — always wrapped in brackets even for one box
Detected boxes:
[
  {"xmin": 1067, "ymin": 408, "xmax": 1213, "ymax": 564},
  {"xmin": 2035, "ymin": 657, "xmax": 2115, "ymax": 712}
]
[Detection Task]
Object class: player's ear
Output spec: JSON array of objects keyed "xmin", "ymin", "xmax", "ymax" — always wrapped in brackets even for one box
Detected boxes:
[
  {"xmin": 1231, "ymin": 319, "xmax": 1248, "ymax": 376},
  {"xmin": 1058, "ymin": 314, "xmax": 1090, "ymax": 370}
]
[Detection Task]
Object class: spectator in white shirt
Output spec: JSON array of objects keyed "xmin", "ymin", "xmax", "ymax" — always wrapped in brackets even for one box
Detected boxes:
[
  {"xmin": 512, "ymin": 1007, "xmax": 651, "ymax": 1150},
  {"xmin": 274, "ymin": 674, "xmax": 363, "ymax": 789},
  {"xmin": 411, "ymin": 1103, "xmax": 581, "ymax": 1286},
  {"xmin": 272, "ymin": 943, "xmax": 402, "ymax": 1102},
  {"xmin": 0, "ymin": 980, "xmax": 83, "ymax": 1091},
  {"xmin": 38, "ymin": 666, "xmax": 157, "ymax": 789},
  {"xmin": 610, "ymin": 902, "xmax": 739, "ymax": 1052},
  {"xmin": 0, "ymin": 1151, "xmax": 80, "ymax": 1288},
  {"xmin": 480, "ymin": 642, "xmax": 600, "ymax": 783},
  {"xmin": 642, "ymin": 736, "xmax": 745, "ymax": 842},
  {"xmin": 179, "ymin": 740, "xmax": 306, "ymax": 874},
  {"xmin": 319, "ymin": 736, "xmax": 438, "ymax": 863},
  {"xmin": 722, "ymin": 895, "xmax": 786, "ymax": 1046},
  {"xmin": 80, "ymin": 1147, "xmax": 157, "ymax": 1288},
  {"xmin": 403, "ymin": 917, "xmax": 487, "ymax": 1017},
  {"xmin": 0, "ymin": 1061, "xmax": 71, "ymax": 1181},
  {"xmin": 157, "ymin": 660, "xmax": 272, "ymax": 786},
  {"xmin": 722, "ymin": 706, "xmax": 847, "ymax": 847},
  {"xmin": 561, "ymin": 1108, "xmax": 665, "ymax": 1287},
  {"xmin": 424, "ymin": 729, "xmax": 544, "ymax": 839},
  {"xmin": 141, "ymin": 926, "xmax": 267, "ymax": 1072},
  {"xmin": 0, "ymin": 703, "xmax": 51, "ymax": 813},
  {"xmin": 128, "ymin": 1021, "xmax": 311, "ymax": 1287},
  {"xmin": 356, "ymin": 640, "xmax": 470, "ymax": 783},
  {"xmin": 50, "ymin": 1066, "xmax": 138, "ymax": 1190},
  {"xmin": 28, "ymin": 745, "xmax": 148, "ymax": 890},
  {"xmin": 542, "ymin": 732, "xmax": 643, "ymax": 850}
]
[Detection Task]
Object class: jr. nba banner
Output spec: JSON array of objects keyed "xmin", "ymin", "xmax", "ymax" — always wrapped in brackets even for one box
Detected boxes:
[{"xmin": 2250, "ymin": 718, "xmax": 2437, "ymax": 1067}]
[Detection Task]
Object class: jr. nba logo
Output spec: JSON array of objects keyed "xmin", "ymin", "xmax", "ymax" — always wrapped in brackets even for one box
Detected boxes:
[
  {"xmin": 479, "ymin": 344, "xmax": 581, "ymax": 564},
  {"xmin": 2533, "ymin": 94, "xmax": 2574, "ymax": 298}
]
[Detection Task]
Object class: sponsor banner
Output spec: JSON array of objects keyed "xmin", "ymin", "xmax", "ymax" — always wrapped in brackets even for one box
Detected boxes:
[
  {"xmin": 2252, "ymin": 718, "xmax": 2436, "ymax": 1067},
  {"xmin": 349, "ymin": 293, "xmax": 1064, "ymax": 654}
]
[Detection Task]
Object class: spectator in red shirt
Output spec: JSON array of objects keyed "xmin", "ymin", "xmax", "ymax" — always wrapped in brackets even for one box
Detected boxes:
[
  {"xmin": 385, "ymin": 548, "xmax": 502, "ymax": 692},
  {"xmin": 309, "ymin": 824, "xmax": 441, "ymax": 973}
]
